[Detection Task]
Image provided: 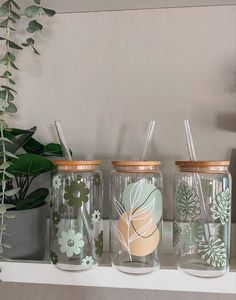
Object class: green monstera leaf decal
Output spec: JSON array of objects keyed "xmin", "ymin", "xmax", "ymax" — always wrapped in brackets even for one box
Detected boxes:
[
  {"xmin": 64, "ymin": 180, "xmax": 89, "ymax": 207},
  {"xmin": 176, "ymin": 181, "xmax": 201, "ymax": 220},
  {"xmin": 197, "ymin": 236, "xmax": 227, "ymax": 268},
  {"xmin": 95, "ymin": 231, "xmax": 103, "ymax": 257},
  {"xmin": 182, "ymin": 219, "xmax": 204, "ymax": 246},
  {"xmin": 210, "ymin": 188, "xmax": 231, "ymax": 225},
  {"xmin": 173, "ymin": 222, "xmax": 182, "ymax": 247}
]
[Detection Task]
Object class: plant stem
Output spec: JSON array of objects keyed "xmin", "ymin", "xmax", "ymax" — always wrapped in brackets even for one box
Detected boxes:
[{"xmin": 0, "ymin": 6, "xmax": 11, "ymax": 250}]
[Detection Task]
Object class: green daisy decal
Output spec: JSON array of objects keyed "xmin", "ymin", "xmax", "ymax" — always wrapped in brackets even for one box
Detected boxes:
[
  {"xmin": 95, "ymin": 231, "xmax": 103, "ymax": 257},
  {"xmin": 93, "ymin": 174, "xmax": 101, "ymax": 188},
  {"xmin": 64, "ymin": 180, "xmax": 89, "ymax": 208},
  {"xmin": 52, "ymin": 211, "xmax": 61, "ymax": 225},
  {"xmin": 50, "ymin": 251, "xmax": 58, "ymax": 265}
]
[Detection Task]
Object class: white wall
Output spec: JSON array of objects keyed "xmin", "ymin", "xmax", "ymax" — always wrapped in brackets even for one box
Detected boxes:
[
  {"xmin": 1, "ymin": 5, "xmax": 236, "ymax": 298},
  {"xmin": 10, "ymin": 5, "xmax": 236, "ymax": 220}
]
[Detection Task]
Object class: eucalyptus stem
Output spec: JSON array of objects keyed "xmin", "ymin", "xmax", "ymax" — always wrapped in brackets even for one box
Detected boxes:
[{"xmin": 0, "ymin": 9, "xmax": 11, "ymax": 251}]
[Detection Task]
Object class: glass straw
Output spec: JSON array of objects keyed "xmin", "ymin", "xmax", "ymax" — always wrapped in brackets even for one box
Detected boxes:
[
  {"xmin": 54, "ymin": 120, "xmax": 94, "ymax": 251},
  {"xmin": 54, "ymin": 120, "xmax": 72, "ymax": 161},
  {"xmin": 142, "ymin": 120, "xmax": 156, "ymax": 160},
  {"xmin": 184, "ymin": 119, "xmax": 210, "ymax": 240}
]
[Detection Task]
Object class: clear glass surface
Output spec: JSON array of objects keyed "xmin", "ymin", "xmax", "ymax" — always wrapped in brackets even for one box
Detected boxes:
[
  {"xmin": 110, "ymin": 165, "xmax": 163, "ymax": 274},
  {"xmin": 50, "ymin": 166, "xmax": 103, "ymax": 271},
  {"xmin": 173, "ymin": 165, "xmax": 231, "ymax": 278}
]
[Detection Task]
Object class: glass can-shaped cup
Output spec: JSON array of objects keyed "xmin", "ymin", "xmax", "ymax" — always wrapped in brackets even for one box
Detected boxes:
[
  {"xmin": 173, "ymin": 161, "xmax": 231, "ymax": 277},
  {"xmin": 110, "ymin": 161, "xmax": 163, "ymax": 274},
  {"xmin": 50, "ymin": 160, "xmax": 103, "ymax": 271}
]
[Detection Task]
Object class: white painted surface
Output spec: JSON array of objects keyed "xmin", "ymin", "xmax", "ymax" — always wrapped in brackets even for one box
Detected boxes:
[
  {"xmin": 18, "ymin": 0, "xmax": 236, "ymax": 13},
  {"xmin": 1, "ymin": 4, "xmax": 236, "ymax": 299},
  {"xmin": 10, "ymin": 5, "xmax": 236, "ymax": 221},
  {"xmin": 1, "ymin": 260, "xmax": 236, "ymax": 294},
  {"xmin": 0, "ymin": 222, "xmax": 235, "ymax": 292}
]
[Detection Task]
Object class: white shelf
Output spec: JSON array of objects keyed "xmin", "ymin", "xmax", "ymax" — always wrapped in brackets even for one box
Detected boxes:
[
  {"xmin": 19, "ymin": 0, "xmax": 236, "ymax": 14},
  {"xmin": 1, "ymin": 257, "xmax": 236, "ymax": 294},
  {"xmin": 1, "ymin": 222, "xmax": 235, "ymax": 293}
]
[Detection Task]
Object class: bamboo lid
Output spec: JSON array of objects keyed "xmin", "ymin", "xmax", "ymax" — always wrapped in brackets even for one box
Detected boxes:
[
  {"xmin": 53, "ymin": 160, "xmax": 101, "ymax": 172},
  {"xmin": 112, "ymin": 160, "xmax": 161, "ymax": 166},
  {"xmin": 175, "ymin": 161, "xmax": 230, "ymax": 167},
  {"xmin": 54, "ymin": 160, "xmax": 101, "ymax": 166}
]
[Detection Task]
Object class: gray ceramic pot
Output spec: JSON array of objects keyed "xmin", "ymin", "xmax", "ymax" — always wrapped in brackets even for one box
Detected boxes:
[{"xmin": 3, "ymin": 203, "xmax": 48, "ymax": 260}]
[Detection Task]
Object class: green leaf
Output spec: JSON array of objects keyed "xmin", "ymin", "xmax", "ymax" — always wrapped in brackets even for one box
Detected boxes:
[
  {"xmin": 32, "ymin": 45, "xmax": 40, "ymax": 55},
  {"xmin": 173, "ymin": 222, "xmax": 182, "ymax": 247},
  {"xmin": 10, "ymin": 127, "xmax": 35, "ymax": 136},
  {"xmin": 26, "ymin": 37, "xmax": 34, "ymax": 45},
  {"xmin": 6, "ymin": 52, "xmax": 16, "ymax": 62},
  {"xmin": 0, "ymin": 18, "xmax": 9, "ymax": 26},
  {"xmin": 0, "ymin": 57, "xmax": 8, "ymax": 65},
  {"xmin": 5, "ymin": 102, "xmax": 17, "ymax": 113},
  {"xmin": 34, "ymin": 0, "xmax": 41, "ymax": 4},
  {"xmin": 197, "ymin": 236, "xmax": 226, "ymax": 268},
  {"xmin": 1, "ymin": 130, "xmax": 17, "ymax": 153},
  {"xmin": 176, "ymin": 181, "xmax": 201, "ymax": 220},
  {"xmin": 0, "ymin": 137, "xmax": 13, "ymax": 144},
  {"xmin": 8, "ymin": 78, "xmax": 15, "ymax": 85},
  {"xmin": 2, "ymin": 242, "xmax": 12, "ymax": 249},
  {"xmin": 26, "ymin": 27, "xmax": 36, "ymax": 33},
  {"xmin": 16, "ymin": 188, "xmax": 48, "ymax": 210},
  {"xmin": 10, "ymin": 10, "xmax": 20, "ymax": 20},
  {"xmin": 10, "ymin": 61, "xmax": 18, "ymax": 70},
  {"xmin": 4, "ymin": 150, "xmax": 17, "ymax": 159},
  {"xmin": 23, "ymin": 137, "xmax": 44, "ymax": 155},
  {"xmin": 3, "ymin": 71, "xmax": 12, "ymax": 77},
  {"xmin": 0, "ymin": 7, "xmax": 9, "ymax": 16},
  {"xmin": 27, "ymin": 19, "xmax": 42, "ymax": 33},
  {"xmin": 7, "ymin": 40, "xmax": 23, "ymax": 50},
  {"xmin": 11, "ymin": 0, "xmax": 20, "ymax": 10},
  {"xmin": 95, "ymin": 231, "xmax": 103, "ymax": 257},
  {"xmin": 0, "ymin": 89, "xmax": 14, "ymax": 101},
  {"xmin": 0, "ymin": 224, "xmax": 6, "ymax": 230},
  {"xmin": 2, "ymin": 1, "xmax": 11, "ymax": 9},
  {"xmin": 0, "ymin": 37, "xmax": 6, "ymax": 41},
  {"xmin": 1, "ymin": 85, "xmax": 17, "ymax": 93},
  {"xmin": 22, "ymin": 42, "xmax": 30, "ymax": 47},
  {"xmin": 24, "ymin": 5, "xmax": 41, "ymax": 18},
  {"xmin": 13, "ymin": 126, "xmax": 36, "ymax": 150},
  {"xmin": 8, "ymin": 16, "xmax": 16, "ymax": 23},
  {"xmin": 42, "ymin": 8, "xmax": 55, "ymax": 17},
  {"xmin": 0, "ymin": 161, "xmax": 10, "ymax": 169},
  {"xmin": 7, "ymin": 153, "xmax": 54, "ymax": 177},
  {"xmin": 3, "ymin": 170, "xmax": 15, "ymax": 179},
  {"xmin": 5, "ymin": 187, "xmax": 20, "ymax": 197},
  {"xmin": 43, "ymin": 143, "xmax": 63, "ymax": 156},
  {"xmin": 210, "ymin": 188, "xmax": 231, "ymax": 225}
]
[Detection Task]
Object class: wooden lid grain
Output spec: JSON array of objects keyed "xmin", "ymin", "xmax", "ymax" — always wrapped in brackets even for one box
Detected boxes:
[
  {"xmin": 53, "ymin": 160, "xmax": 101, "ymax": 166},
  {"xmin": 112, "ymin": 160, "xmax": 161, "ymax": 166},
  {"xmin": 175, "ymin": 161, "xmax": 230, "ymax": 167}
]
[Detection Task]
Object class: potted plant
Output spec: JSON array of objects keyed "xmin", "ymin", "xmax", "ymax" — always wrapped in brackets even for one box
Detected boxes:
[
  {"xmin": 1, "ymin": 126, "xmax": 63, "ymax": 259},
  {"xmin": 0, "ymin": 1, "xmax": 56, "ymax": 259}
]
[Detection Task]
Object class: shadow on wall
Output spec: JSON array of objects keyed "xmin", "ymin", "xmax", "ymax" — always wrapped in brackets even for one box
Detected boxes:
[
  {"xmin": 216, "ymin": 111, "xmax": 236, "ymax": 223},
  {"xmin": 217, "ymin": 112, "xmax": 236, "ymax": 132},
  {"xmin": 229, "ymin": 149, "xmax": 236, "ymax": 223}
]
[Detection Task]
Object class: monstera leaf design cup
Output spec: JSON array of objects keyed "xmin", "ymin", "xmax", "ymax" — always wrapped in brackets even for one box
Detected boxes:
[{"xmin": 173, "ymin": 160, "xmax": 232, "ymax": 278}]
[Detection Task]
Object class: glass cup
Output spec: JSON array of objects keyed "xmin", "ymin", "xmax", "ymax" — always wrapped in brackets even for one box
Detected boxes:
[
  {"xmin": 50, "ymin": 160, "xmax": 103, "ymax": 271},
  {"xmin": 173, "ymin": 160, "xmax": 232, "ymax": 277},
  {"xmin": 110, "ymin": 160, "xmax": 163, "ymax": 274}
]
